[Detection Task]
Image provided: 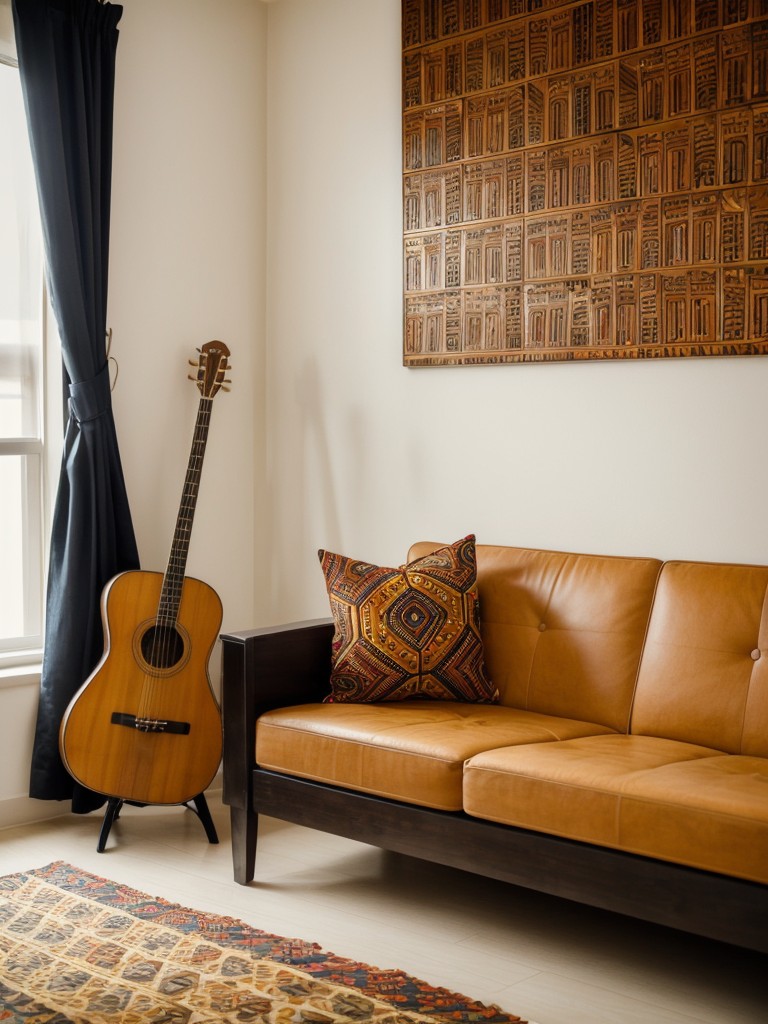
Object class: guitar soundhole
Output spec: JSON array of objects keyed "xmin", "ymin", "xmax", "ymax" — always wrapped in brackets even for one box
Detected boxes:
[{"xmin": 140, "ymin": 625, "xmax": 185, "ymax": 669}]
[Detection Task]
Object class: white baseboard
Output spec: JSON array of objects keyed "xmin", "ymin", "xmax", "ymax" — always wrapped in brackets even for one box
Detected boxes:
[
  {"xmin": 0, "ymin": 768, "xmax": 224, "ymax": 836},
  {"xmin": 0, "ymin": 793, "xmax": 69, "ymax": 831},
  {"xmin": 0, "ymin": 777, "xmax": 223, "ymax": 833}
]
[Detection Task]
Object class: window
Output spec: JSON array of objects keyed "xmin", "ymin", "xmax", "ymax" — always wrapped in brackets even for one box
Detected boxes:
[{"xmin": 0, "ymin": 57, "xmax": 48, "ymax": 661}]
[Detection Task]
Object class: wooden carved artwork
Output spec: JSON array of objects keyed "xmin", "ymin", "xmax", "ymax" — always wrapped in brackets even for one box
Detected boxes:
[{"xmin": 402, "ymin": 0, "xmax": 768, "ymax": 365}]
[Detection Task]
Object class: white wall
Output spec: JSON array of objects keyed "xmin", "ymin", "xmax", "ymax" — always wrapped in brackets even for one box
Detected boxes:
[
  {"xmin": 108, "ymin": 0, "xmax": 268, "ymax": 637},
  {"xmin": 265, "ymin": 0, "xmax": 768, "ymax": 624}
]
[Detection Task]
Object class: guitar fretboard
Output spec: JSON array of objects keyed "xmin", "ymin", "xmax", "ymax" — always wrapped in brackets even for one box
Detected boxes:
[{"xmin": 158, "ymin": 397, "xmax": 213, "ymax": 626}]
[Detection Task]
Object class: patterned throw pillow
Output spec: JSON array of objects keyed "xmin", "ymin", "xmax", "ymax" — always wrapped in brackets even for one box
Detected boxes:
[{"xmin": 318, "ymin": 535, "xmax": 497, "ymax": 703}]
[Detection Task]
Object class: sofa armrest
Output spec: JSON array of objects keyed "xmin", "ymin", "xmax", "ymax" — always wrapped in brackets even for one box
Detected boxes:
[{"xmin": 220, "ymin": 618, "xmax": 334, "ymax": 811}]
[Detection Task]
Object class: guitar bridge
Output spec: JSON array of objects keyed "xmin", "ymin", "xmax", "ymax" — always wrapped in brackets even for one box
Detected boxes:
[
  {"xmin": 111, "ymin": 712, "xmax": 191, "ymax": 735},
  {"xmin": 137, "ymin": 717, "xmax": 167, "ymax": 732}
]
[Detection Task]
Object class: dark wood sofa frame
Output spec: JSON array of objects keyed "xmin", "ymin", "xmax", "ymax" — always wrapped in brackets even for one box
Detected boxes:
[{"xmin": 220, "ymin": 619, "xmax": 768, "ymax": 955}]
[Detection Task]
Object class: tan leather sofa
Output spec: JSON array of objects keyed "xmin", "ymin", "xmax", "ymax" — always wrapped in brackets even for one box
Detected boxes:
[{"xmin": 220, "ymin": 544, "xmax": 768, "ymax": 952}]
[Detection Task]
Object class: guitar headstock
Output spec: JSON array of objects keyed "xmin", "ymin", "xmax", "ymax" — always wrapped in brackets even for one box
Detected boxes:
[{"xmin": 188, "ymin": 341, "xmax": 231, "ymax": 398}]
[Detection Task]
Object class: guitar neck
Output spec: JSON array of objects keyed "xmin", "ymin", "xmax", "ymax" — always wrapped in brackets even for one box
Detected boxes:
[{"xmin": 158, "ymin": 396, "xmax": 213, "ymax": 625}]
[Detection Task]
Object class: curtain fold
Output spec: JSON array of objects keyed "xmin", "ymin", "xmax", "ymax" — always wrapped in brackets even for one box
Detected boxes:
[{"xmin": 13, "ymin": 0, "xmax": 139, "ymax": 813}]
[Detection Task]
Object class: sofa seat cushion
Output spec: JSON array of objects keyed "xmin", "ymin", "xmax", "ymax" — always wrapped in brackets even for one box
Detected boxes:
[
  {"xmin": 256, "ymin": 702, "xmax": 615, "ymax": 812},
  {"xmin": 617, "ymin": 755, "xmax": 768, "ymax": 884},
  {"xmin": 462, "ymin": 734, "xmax": 768, "ymax": 877}
]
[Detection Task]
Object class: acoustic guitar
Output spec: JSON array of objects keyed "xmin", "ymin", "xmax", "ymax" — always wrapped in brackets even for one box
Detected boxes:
[{"xmin": 59, "ymin": 341, "xmax": 230, "ymax": 807}]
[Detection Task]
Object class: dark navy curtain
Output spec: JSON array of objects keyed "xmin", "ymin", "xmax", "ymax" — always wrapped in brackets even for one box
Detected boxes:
[{"xmin": 13, "ymin": 0, "xmax": 139, "ymax": 812}]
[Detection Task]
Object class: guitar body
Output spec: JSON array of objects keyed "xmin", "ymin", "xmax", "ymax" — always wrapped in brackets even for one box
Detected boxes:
[{"xmin": 60, "ymin": 570, "xmax": 223, "ymax": 805}]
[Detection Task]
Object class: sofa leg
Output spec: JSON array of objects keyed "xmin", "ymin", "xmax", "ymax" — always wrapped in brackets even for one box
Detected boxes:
[{"xmin": 230, "ymin": 805, "xmax": 257, "ymax": 884}]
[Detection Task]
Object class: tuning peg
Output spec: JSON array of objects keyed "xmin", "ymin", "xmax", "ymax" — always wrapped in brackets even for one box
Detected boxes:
[
  {"xmin": 187, "ymin": 374, "xmax": 198, "ymax": 382},
  {"xmin": 221, "ymin": 385, "xmax": 231, "ymax": 392},
  {"xmin": 188, "ymin": 359, "xmax": 198, "ymax": 367}
]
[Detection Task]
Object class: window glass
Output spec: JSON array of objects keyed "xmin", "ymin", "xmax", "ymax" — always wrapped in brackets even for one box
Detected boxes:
[{"xmin": 0, "ymin": 58, "xmax": 45, "ymax": 653}]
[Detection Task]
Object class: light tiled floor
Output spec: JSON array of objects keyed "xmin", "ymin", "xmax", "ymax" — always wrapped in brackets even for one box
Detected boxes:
[{"xmin": 0, "ymin": 794, "xmax": 765, "ymax": 1024}]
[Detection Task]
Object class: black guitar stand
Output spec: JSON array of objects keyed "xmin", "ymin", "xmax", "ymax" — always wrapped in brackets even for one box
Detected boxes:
[{"xmin": 96, "ymin": 792, "xmax": 219, "ymax": 852}]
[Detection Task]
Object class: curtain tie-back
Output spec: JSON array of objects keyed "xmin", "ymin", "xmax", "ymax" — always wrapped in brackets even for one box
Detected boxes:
[{"xmin": 69, "ymin": 362, "xmax": 112, "ymax": 423}]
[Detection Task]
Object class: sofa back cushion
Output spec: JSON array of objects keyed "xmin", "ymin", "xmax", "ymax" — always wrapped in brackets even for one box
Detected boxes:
[
  {"xmin": 409, "ymin": 544, "xmax": 662, "ymax": 732},
  {"xmin": 631, "ymin": 560, "xmax": 768, "ymax": 755}
]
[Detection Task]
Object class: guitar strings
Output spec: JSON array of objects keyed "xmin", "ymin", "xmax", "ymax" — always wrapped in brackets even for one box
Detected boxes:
[{"xmin": 140, "ymin": 396, "xmax": 213, "ymax": 725}]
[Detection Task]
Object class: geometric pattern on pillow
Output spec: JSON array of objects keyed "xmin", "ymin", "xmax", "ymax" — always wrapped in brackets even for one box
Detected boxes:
[{"xmin": 318, "ymin": 534, "xmax": 498, "ymax": 703}]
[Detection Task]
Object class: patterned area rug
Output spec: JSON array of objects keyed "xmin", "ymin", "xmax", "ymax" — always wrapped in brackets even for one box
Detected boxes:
[{"xmin": 0, "ymin": 862, "xmax": 528, "ymax": 1023}]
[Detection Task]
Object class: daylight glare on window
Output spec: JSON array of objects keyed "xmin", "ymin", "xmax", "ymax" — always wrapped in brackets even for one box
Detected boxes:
[{"xmin": 0, "ymin": 58, "xmax": 44, "ymax": 651}]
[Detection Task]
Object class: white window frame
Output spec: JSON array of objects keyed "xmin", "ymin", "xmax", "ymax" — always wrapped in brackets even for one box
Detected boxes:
[{"xmin": 1, "ymin": 30, "xmax": 62, "ymax": 672}]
